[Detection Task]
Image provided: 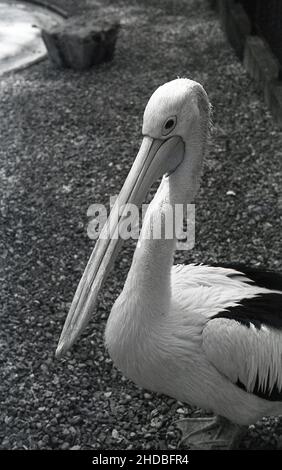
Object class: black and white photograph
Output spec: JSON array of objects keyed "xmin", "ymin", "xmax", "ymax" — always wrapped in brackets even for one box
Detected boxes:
[{"xmin": 1, "ymin": 0, "xmax": 282, "ymax": 459}]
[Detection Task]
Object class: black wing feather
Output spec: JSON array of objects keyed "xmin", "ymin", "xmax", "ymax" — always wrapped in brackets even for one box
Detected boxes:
[
  {"xmin": 207, "ymin": 263, "xmax": 282, "ymax": 401},
  {"xmin": 186, "ymin": 261, "xmax": 282, "ymax": 400},
  {"xmin": 211, "ymin": 293, "xmax": 282, "ymax": 330},
  {"xmin": 210, "ymin": 262, "xmax": 282, "ymax": 291}
]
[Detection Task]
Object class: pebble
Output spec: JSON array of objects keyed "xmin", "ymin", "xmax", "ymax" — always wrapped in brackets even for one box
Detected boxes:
[
  {"xmin": 61, "ymin": 442, "xmax": 70, "ymax": 450},
  {"xmin": 1, "ymin": 438, "xmax": 10, "ymax": 447},
  {"xmin": 70, "ymin": 416, "xmax": 82, "ymax": 425},
  {"xmin": 150, "ymin": 418, "xmax": 162, "ymax": 428},
  {"xmin": 176, "ymin": 408, "xmax": 186, "ymax": 414},
  {"xmin": 111, "ymin": 429, "xmax": 119, "ymax": 439}
]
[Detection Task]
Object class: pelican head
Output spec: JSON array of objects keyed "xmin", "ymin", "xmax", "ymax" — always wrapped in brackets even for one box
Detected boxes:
[
  {"xmin": 143, "ymin": 78, "xmax": 206, "ymax": 139},
  {"xmin": 56, "ymin": 78, "xmax": 210, "ymax": 357}
]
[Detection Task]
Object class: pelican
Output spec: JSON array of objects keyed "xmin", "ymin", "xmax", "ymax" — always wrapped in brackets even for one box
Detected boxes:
[{"xmin": 56, "ymin": 79, "xmax": 282, "ymax": 449}]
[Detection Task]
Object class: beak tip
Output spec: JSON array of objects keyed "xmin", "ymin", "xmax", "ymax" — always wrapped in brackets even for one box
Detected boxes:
[
  {"xmin": 55, "ymin": 336, "xmax": 70, "ymax": 359},
  {"xmin": 55, "ymin": 343, "xmax": 65, "ymax": 359},
  {"xmin": 55, "ymin": 321, "xmax": 82, "ymax": 359}
]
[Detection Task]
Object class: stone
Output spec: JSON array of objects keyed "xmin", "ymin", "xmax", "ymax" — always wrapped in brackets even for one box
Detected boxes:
[
  {"xmin": 217, "ymin": 0, "xmax": 234, "ymax": 33},
  {"xmin": 244, "ymin": 36, "xmax": 282, "ymax": 126},
  {"xmin": 244, "ymin": 36, "xmax": 279, "ymax": 85},
  {"xmin": 265, "ymin": 80, "xmax": 282, "ymax": 126},
  {"xmin": 218, "ymin": 0, "xmax": 251, "ymax": 59},
  {"xmin": 42, "ymin": 13, "xmax": 120, "ymax": 70}
]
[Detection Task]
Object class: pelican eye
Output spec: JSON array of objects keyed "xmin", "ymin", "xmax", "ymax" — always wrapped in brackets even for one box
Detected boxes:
[{"xmin": 162, "ymin": 116, "xmax": 177, "ymax": 135}]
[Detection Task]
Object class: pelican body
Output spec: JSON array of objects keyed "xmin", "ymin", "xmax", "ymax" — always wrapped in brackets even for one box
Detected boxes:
[{"xmin": 57, "ymin": 79, "xmax": 282, "ymax": 448}]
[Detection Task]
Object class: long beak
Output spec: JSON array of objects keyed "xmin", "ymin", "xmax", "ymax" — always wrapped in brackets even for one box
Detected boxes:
[{"xmin": 56, "ymin": 135, "xmax": 184, "ymax": 357}]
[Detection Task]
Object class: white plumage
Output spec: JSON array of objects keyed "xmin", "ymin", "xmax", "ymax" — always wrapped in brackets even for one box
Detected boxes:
[
  {"xmin": 106, "ymin": 257, "xmax": 282, "ymax": 428},
  {"xmin": 57, "ymin": 78, "xmax": 282, "ymax": 449}
]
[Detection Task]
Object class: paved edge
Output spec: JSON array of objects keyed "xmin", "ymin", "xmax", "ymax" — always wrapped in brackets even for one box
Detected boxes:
[
  {"xmin": 24, "ymin": 0, "xmax": 69, "ymax": 18},
  {"xmin": 0, "ymin": 0, "xmax": 68, "ymax": 77}
]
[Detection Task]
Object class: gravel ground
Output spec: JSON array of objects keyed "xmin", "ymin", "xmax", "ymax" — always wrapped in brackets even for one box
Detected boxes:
[{"xmin": 1, "ymin": 0, "xmax": 282, "ymax": 450}]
